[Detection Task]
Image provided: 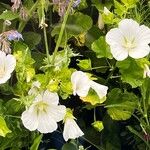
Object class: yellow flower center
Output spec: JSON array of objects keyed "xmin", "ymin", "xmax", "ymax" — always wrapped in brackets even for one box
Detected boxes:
[
  {"xmin": 122, "ymin": 37, "xmax": 136, "ymax": 51},
  {"xmin": 34, "ymin": 101, "xmax": 49, "ymax": 115}
]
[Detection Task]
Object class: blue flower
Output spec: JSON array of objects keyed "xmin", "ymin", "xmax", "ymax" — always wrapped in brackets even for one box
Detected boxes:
[{"xmin": 7, "ymin": 30, "xmax": 23, "ymax": 41}]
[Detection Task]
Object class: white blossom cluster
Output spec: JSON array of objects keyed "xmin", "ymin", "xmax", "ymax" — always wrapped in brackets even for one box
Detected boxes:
[{"xmin": 0, "ymin": 17, "xmax": 150, "ymax": 142}]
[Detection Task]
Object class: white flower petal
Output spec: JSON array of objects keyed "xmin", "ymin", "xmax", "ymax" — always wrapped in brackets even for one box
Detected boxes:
[
  {"xmin": 118, "ymin": 19, "xmax": 139, "ymax": 38},
  {"xmin": 47, "ymin": 105, "xmax": 66, "ymax": 122},
  {"xmin": 138, "ymin": 25, "xmax": 150, "ymax": 45},
  {"xmin": 6, "ymin": 54, "xmax": 16, "ymax": 74},
  {"xmin": 37, "ymin": 111, "xmax": 57, "ymax": 133},
  {"xmin": 0, "ymin": 73, "xmax": 11, "ymax": 84},
  {"xmin": 90, "ymin": 80, "xmax": 108, "ymax": 99},
  {"xmin": 63, "ymin": 118, "xmax": 84, "ymax": 141},
  {"xmin": 106, "ymin": 28, "xmax": 124, "ymax": 46},
  {"xmin": 0, "ymin": 52, "xmax": 16, "ymax": 84},
  {"xmin": 34, "ymin": 94, "xmax": 43, "ymax": 103},
  {"xmin": 71, "ymin": 71, "xmax": 90, "ymax": 97},
  {"xmin": 110, "ymin": 46, "xmax": 128, "ymax": 61},
  {"xmin": 129, "ymin": 44, "xmax": 150, "ymax": 59},
  {"xmin": 21, "ymin": 105, "xmax": 38, "ymax": 131},
  {"xmin": 43, "ymin": 90, "xmax": 59, "ymax": 105},
  {"xmin": 28, "ymin": 81, "xmax": 41, "ymax": 95}
]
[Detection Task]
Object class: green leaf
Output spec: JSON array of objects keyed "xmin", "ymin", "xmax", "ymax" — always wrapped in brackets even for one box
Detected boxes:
[
  {"xmin": 51, "ymin": 12, "xmax": 93, "ymax": 45},
  {"xmin": 77, "ymin": 59, "xmax": 92, "ymax": 70},
  {"xmin": 80, "ymin": 89, "xmax": 106, "ymax": 105},
  {"xmin": 92, "ymin": 0, "xmax": 112, "ymax": 11},
  {"xmin": 62, "ymin": 142, "xmax": 78, "ymax": 150},
  {"xmin": 117, "ymin": 58, "xmax": 144, "ymax": 88},
  {"xmin": 121, "ymin": 0, "xmax": 138, "ymax": 8},
  {"xmin": 85, "ymin": 25, "xmax": 102, "ymax": 48},
  {"xmin": 102, "ymin": 11, "xmax": 115, "ymax": 25},
  {"xmin": 0, "ymin": 116, "xmax": 11, "ymax": 137},
  {"xmin": 30, "ymin": 134, "xmax": 43, "ymax": 150},
  {"xmin": 23, "ymin": 32, "xmax": 41, "ymax": 49},
  {"xmin": 91, "ymin": 36, "xmax": 113, "ymax": 59},
  {"xmin": 0, "ymin": 10, "xmax": 18, "ymax": 20},
  {"xmin": 77, "ymin": 0, "xmax": 88, "ymax": 10},
  {"xmin": 114, "ymin": 0, "xmax": 126, "ymax": 17},
  {"xmin": 5, "ymin": 99, "xmax": 22, "ymax": 115},
  {"xmin": 105, "ymin": 88, "xmax": 138, "ymax": 120}
]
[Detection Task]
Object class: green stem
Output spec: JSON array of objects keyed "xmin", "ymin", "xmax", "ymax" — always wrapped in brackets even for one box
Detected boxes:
[
  {"xmin": 43, "ymin": 26, "xmax": 50, "ymax": 65},
  {"xmin": 2, "ymin": 21, "xmax": 6, "ymax": 32},
  {"xmin": 90, "ymin": 66, "xmax": 110, "ymax": 70},
  {"xmin": 51, "ymin": 0, "xmax": 74, "ymax": 65},
  {"xmin": 142, "ymin": 97, "xmax": 149, "ymax": 126},
  {"xmin": 81, "ymin": 137, "xmax": 104, "ymax": 150},
  {"xmin": 18, "ymin": 0, "xmax": 39, "ymax": 32},
  {"xmin": 127, "ymin": 126, "xmax": 150, "ymax": 149},
  {"xmin": 94, "ymin": 108, "xmax": 96, "ymax": 122},
  {"xmin": 48, "ymin": 6, "xmax": 53, "ymax": 51}
]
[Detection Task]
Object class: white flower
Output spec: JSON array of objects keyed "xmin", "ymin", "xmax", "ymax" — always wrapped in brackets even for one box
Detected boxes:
[
  {"xmin": 0, "ymin": 51, "xmax": 16, "ymax": 84},
  {"xmin": 71, "ymin": 71, "xmax": 108, "ymax": 98},
  {"xmin": 63, "ymin": 109, "xmax": 84, "ymax": 141},
  {"xmin": 89, "ymin": 80, "xmax": 108, "ymax": 99},
  {"xmin": 106, "ymin": 19, "xmax": 150, "ymax": 61},
  {"xmin": 28, "ymin": 81, "xmax": 41, "ymax": 95},
  {"xmin": 71, "ymin": 71, "xmax": 91, "ymax": 97},
  {"xmin": 143, "ymin": 64, "xmax": 150, "ymax": 78},
  {"xmin": 21, "ymin": 90, "xmax": 66, "ymax": 133}
]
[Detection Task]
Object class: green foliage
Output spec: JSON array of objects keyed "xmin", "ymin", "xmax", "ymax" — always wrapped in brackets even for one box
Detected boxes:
[
  {"xmin": 0, "ymin": 0, "xmax": 149, "ymax": 149},
  {"xmin": 23, "ymin": 32, "xmax": 41, "ymax": 49},
  {"xmin": 92, "ymin": 0, "xmax": 112, "ymax": 11},
  {"xmin": 91, "ymin": 36, "xmax": 113, "ymax": 59},
  {"xmin": 106, "ymin": 88, "xmax": 138, "ymax": 120},
  {"xmin": 51, "ymin": 12, "xmax": 93, "ymax": 46},
  {"xmin": 0, "ymin": 116, "xmax": 11, "ymax": 137},
  {"xmin": 13, "ymin": 42, "xmax": 35, "ymax": 95},
  {"xmin": 121, "ymin": 0, "xmax": 138, "ymax": 8},
  {"xmin": 117, "ymin": 58, "xmax": 144, "ymax": 88},
  {"xmin": 81, "ymin": 89, "xmax": 106, "ymax": 105},
  {"xmin": 77, "ymin": 59, "xmax": 92, "ymax": 70},
  {"xmin": 141, "ymin": 78, "xmax": 150, "ymax": 106},
  {"xmin": 62, "ymin": 142, "xmax": 78, "ymax": 150},
  {"xmin": 0, "ymin": 10, "xmax": 19, "ymax": 20},
  {"xmin": 30, "ymin": 134, "xmax": 43, "ymax": 150}
]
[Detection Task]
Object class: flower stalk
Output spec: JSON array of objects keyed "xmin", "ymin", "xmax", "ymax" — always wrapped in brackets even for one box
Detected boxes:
[
  {"xmin": 51, "ymin": 0, "xmax": 74, "ymax": 66},
  {"xmin": 43, "ymin": 26, "xmax": 50, "ymax": 65}
]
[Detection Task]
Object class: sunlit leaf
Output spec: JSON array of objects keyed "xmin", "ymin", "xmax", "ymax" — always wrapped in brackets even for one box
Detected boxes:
[
  {"xmin": 80, "ymin": 89, "xmax": 106, "ymax": 105},
  {"xmin": 105, "ymin": 88, "xmax": 138, "ymax": 120},
  {"xmin": 0, "ymin": 116, "xmax": 11, "ymax": 137}
]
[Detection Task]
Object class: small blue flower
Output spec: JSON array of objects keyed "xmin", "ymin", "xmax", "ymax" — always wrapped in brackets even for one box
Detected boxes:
[{"xmin": 7, "ymin": 30, "xmax": 23, "ymax": 41}]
